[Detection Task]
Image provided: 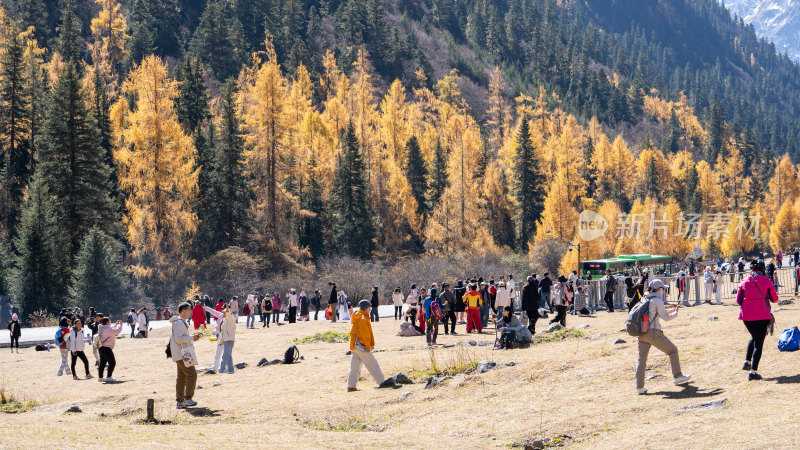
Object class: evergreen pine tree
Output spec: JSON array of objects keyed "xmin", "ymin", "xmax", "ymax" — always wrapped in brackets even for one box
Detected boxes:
[
  {"xmin": 11, "ymin": 177, "xmax": 70, "ymax": 316},
  {"xmin": 189, "ymin": 0, "xmax": 247, "ymax": 81},
  {"xmin": 644, "ymin": 155, "xmax": 658, "ymax": 199},
  {"xmin": 429, "ymin": 138, "xmax": 448, "ymax": 209},
  {"xmin": 332, "ymin": 121, "xmax": 375, "ymax": 258},
  {"xmin": 16, "ymin": 0, "xmax": 50, "ymax": 46},
  {"xmin": 0, "ymin": 28, "xmax": 31, "ymax": 237},
  {"xmin": 685, "ymin": 165, "xmax": 700, "ymax": 213},
  {"xmin": 513, "ymin": 115, "xmax": 546, "ymax": 249},
  {"xmin": 403, "ymin": 135, "xmax": 428, "ymax": 218},
  {"xmin": 299, "ymin": 151, "xmax": 325, "ymax": 259},
  {"xmin": 57, "ymin": 0, "xmax": 83, "ymax": 63},
  {"xmin": 175, "ymin": 57, "xmax": 210, "ymax": 134},
  {"xmin": 70, "ymin": 228, "xmax": 128, "ymax": 317},
  {"xmin": 707, "ymin": 100, "xmax": 724, "ymax": 162},
  {"xmin": 0, "ymin": 237, "xmax": 12, "ymax": 296},
  {"xmin": 37, "ymin": 61, "xmax": 117, "ymax": 258}
]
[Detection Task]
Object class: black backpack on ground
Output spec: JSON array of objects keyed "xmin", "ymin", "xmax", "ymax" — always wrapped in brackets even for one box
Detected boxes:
[{"xmin": 283, "ymin": 345, "xmax": 300, "ymax": 364}]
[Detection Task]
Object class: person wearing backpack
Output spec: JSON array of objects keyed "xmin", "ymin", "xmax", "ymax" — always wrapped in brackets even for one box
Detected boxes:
[
  {"xmin": 126, "ymin": 309, "xmax": 137, "ymax": 338},
  {"xmin": 67, "ymin": 319, "xmax": 93, "ymax": 380},
  {"xmin": 550, "ymin": 276, "xmax": 571, "ymax": 327},
  {"xmin": 56, "ymin": 317, "xmax": 72, "ymax": 377},
  {"xmin": 171, "ymin": 302, "xmax": 201, "ymax": 408},
  {"xmin": 603, "ymin": 270, "xmax": 618, "ymax": 313},
  {"xmin": 423, "ymin": 288, "xmax": 442, "ymax": 346},
  {"xmin": 736, "ymin": 259, "xmax": 778, "ymax": 381},
  {"xmin": 347, "ymin": 300, "xmax": 395, "ymax": 392},
  {"xmin": 634, "ymin": 279, "xmax": 691, "ymax": 394},
  {"xmin": 261, "ymin": 294, "xmax": 273, "ymax": 328}
]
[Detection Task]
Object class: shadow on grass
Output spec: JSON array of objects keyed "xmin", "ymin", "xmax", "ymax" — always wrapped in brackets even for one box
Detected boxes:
[
  {"xmin": 765, "ymin": 374, "xmax": 800, "ymax": 384},
  {"xmin": 649, "ymin": 385, "xmax": 724, "ymax": 399},
  {"xmin": 185, "ymin": 407, "xmax": 222, "ymax": 417}
]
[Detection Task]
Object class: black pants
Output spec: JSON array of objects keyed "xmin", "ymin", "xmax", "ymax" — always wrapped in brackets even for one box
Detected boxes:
[
  {"xmin": 744, "ymin": 319, "xmax": 771, "ymax": 371},
  {"xmin": 394, "ymin": 306, "xmax": 402, "ymax": 320},
  {"xmin": 71, "ymin": 350, "xmax": 90, "ymax": 376},
  {"xmin": 426, "ymin": 318, "xmax": 439, "ymax": 344},
  {"xmin": 526, "ymin": 309, "xmax": 539, "ymax": 333},
  {"xmin": 370, "ymin": 307, "xmax": 379, "ymax": 322},
  {"xmin": 314, "ymin": 306, "xmax": 320, "ymax": 320},
  {"xmin": 273, "ymin": 310, "xmax": 280, "ymax": 323},
  {"xmin": 604, "ymin": 291, "xmax": 615, "ymax": 312},
  {"xmin": 263, "ymin": 312, "xmax": 271, "ymax": 327},
  {"xmin": 550, "ymin": 305, "xmax": 567, "ymax": 326},
  {"xmin": 795, "ymin": 279, "xmax": 799, "ymax": 295},
  {"xmin": 441, "ymin": 310, "xmax": 456, "ymax": 333},
  {"xmin": 260, "ymin": 313, "xmax": 267, "ymax": 326},
  {"xmin": 206, "ymin": 312, "xmax": 211, "ymax": 324},
  {"xmin": 98, "ymin": 346, "xmax": 116, "ymax": 378},
  {"xmin": 10, "ymin": 335, "xmax": 19, "ymax": 349},
  {"xmin": 288, "ymin": 306, "xmax": 297, "ymax": 323}
]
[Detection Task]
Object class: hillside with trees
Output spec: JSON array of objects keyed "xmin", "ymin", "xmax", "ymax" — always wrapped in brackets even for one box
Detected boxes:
[{"xmin": 1, "ymin": 0, "xmax": 799, "ymax": 317}]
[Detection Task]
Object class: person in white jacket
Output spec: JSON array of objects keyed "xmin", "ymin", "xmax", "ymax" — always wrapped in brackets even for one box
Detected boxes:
[
  {"xmin": 392, "ymin": 287, "xmax": 404, "ymax": 320},
  {"xmin": 218, "ymin": 307, "xmax": 237, "ymax": 374},
  {"xmin": 171, "ymin": 302, "xmax": 201, "ymax": 408},
  {"xmin": 66, "ymin": 319, "xmax": 93, "ymax": 380},
  {"xmin": 495, "ymin": 282, "xmax": 512, "ymax": 315},
  {"xmin": 713, "ymin": 268, "xmax": 723, "ymax": 305},
  {"xmin": 204, "ymin": 305, "xmax": 225, "ymax": 372},
  {"xmin": 137, "ymin": 308, "xmax": 148, "ymax": 338}
]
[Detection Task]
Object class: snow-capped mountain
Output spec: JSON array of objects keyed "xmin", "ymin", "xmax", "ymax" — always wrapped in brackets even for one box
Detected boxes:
[{"xmin": 722, "ymin": 0, "xmax": 800, "ymax": 61}]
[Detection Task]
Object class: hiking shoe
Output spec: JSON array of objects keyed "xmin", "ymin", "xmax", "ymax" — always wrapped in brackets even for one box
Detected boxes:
[
  {"xmin": 73, "ymin": 375, "xmax": 80, "ymax": 380},
  {"xmin": 85, "ymin": 374, "xmax": 93, "ymax": 379},
  {"xmin": 347, "ymin": 387, "xmax": 359, "ymax": 392},
  {"xmin": 742, "ymin": 361, "xmax": 751, "ymax": 371},
  {"xmin": 105, "ymin": 377, "xmax": 115, "ymax": 382},
  {"xmin": 184, "ymin": 399, "xmax": 197, "ymax": 407},
  {"xmin": 637, "ymin": 388, "xmax": 647, "ymax": 395},
  {"xmin": 673, "ymin": 375, "xmax": 692, "ymax": 385},
  {"xmin": 98, "ymin": 377, "xmax": 105, "ymax": 382},
  {"xmin": 176, "ymin": 401, "xmax": 188, "ymax": 409},
  {"xmin": 748, "ymin": 372, "xmax": 763, "ymax": 381}
]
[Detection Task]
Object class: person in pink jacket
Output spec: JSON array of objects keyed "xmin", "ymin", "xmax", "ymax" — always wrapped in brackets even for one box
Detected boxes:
[
  {"xmin": 736, "ymin": 259, "xmax": 778, "ymax": 381},
  {"xmin": 97, "ymin": 318, "xmax": 123, "ymax": 382}
]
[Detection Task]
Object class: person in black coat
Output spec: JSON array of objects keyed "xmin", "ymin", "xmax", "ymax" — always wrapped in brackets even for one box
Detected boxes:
[
  {"xmin": 521, "ymin": 277, "xmax": 540, "ymax": 334},
  {"xmin": 328, "ymin": 282, "xmax": 338, "ymax": 323},
  {"xmin": 8, "ymin": 313, "xmax": 21, "ymax": 353},
  {"xmin": 453, "ymin": 280, "xmax": 467, "ymax": 324},
  {"xmin": 370, "ymin": 287, "xmax": 380, "ymax": 322},
  {"xmin": 311, "ymin": 291, "xmax": 321, "ymax": 320}
]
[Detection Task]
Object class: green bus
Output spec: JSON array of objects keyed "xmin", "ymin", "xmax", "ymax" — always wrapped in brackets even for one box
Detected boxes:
[{"xmin": 581, "ymin": 254, "xmax": 674, "ymax": 279}]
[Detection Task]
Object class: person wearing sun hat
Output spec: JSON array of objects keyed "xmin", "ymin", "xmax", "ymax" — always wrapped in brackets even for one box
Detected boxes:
[{"xmin": 347, "ymin": 300, "xmax": 395, "ymax": 391}]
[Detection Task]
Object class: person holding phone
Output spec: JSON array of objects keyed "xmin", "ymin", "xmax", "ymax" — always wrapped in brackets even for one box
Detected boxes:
[
  {"xmin": 635, "ymin": 279, "xmax": 691, "ymax": 394},
  {"xmin": 67, "ymin": 319, "xmax": 93, "ymax": 380},
  {"xmin": 97, "ymin": 318, "xmax": 122, "ymax": 382}
]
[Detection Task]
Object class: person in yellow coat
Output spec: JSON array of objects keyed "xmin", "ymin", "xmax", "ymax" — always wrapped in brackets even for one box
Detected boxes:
[{"xmin": 347, "ymin": 300, "xmax": 396, "ymax": 392}]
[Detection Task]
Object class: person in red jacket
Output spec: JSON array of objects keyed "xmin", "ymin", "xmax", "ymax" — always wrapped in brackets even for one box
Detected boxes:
[
  {"xmin": 463, "ymin": 285, "xmax": 483, "ymax": 333},
  {"xmin": 736, "ymin": 259, "xmax": 778, "ymax": 381},
  {"xmin": 191, "ymin": 300, "xmax": 207, "ymax": 330}
]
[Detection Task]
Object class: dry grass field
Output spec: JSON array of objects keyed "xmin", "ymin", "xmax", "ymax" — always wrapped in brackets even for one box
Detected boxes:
[{"xmin": 2, "ymin": 299, "xmax": 800, "ymax": 449}]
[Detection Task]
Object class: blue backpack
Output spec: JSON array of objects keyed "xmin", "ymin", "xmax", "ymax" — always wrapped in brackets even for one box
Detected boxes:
[
  {"xmin": 54, "ymin": 328, "xmax": 66, "ymax": 347},
  {"xmin": 778, "ymin": 326, "xmax": 800, "ymax": 352}
]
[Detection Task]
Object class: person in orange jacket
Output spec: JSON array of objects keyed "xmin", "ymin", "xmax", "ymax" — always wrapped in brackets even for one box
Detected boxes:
[
  {"xmin": 347, "ymin": 300, "xmax": 396, "ymax": 392},
  {"xmin": 463, "ymin": 284, "xmax": 483, "ymax": 333}
]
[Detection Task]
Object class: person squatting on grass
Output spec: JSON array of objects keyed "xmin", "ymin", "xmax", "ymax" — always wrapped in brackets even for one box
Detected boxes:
[
  {"xmin": 737, "ymin": 259, "xmax": 778, "ymax": 381},
  {"xmin": 347, "ymin": 300, "xmax": 396, "ymax": 391},
  {"xmin": 171, "ymin": 302, "xmax": 201, "ymax": 408},
  {"xmin": 66, "ymin": 319, "xmax": 93, "ymax": 380},
  {"xmin": 635, "ymin": 279, "xmax": 691, "ymax": 394}
]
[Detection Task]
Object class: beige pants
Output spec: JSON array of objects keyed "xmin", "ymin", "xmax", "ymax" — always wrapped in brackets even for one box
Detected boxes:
[
  {"xmin": 636, "ymin": 328, "xmax": 682, "ymax": 389},
  {"xmin": 176, "ymin": 360, "xmax": 197, "ymax": 403},
  {"xmin": 347, "ymin": 347, "xmax": 385, "ymax": 388}
]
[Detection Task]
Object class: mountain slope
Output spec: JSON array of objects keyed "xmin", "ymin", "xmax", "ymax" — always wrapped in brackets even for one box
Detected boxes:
[{"xmin": 723, "ymin": 0, "xmax": 800, "ymax": 61}]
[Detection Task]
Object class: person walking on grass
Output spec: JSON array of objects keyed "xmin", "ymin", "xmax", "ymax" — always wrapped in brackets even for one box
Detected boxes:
[
  {"xmin": 300, "ymin": 291, "xmax": 310, "ymax": 321},
  {"xmin": 539, "ymin": 273, "xmax": 553, "ymax": 313},
  {"xmin": 423, "ymin": 288, "xmax": 441, "ymax": 346},
  {"xmin": 464, "ymin": 284, "xmax": 483, "ymax": 333},
  {"xmin": 737, "ymin": 259, "xmax": 778, "ymax": 381},
  {"xmin": 328, "ymin": 282, "xmax": 338, "ymax": 323},
  {"xmin": 347, "ymin": 300, "xmax": 396, "ymax": 392},
  {"xmin": 229, "ymin": 296, "xmax": 240, "ymax": 322},
  {"xmin": 635, "ymin": 279, "xmax": 691, "ymax": 394},
  {"xmin": 191, "ymin": 300, "xmax": 206, "ymax": 330},
  {"xmin": 261, "ymin": 294, "xmax": 273, "ymax": 328},
  {"xmin": 439, "ymin": 283, "xmax": 457, "ymax": 335},
  {"xmin": 218, "ymin": 307, "xmax": 237, "ymax": 373},
  {"xmin": 603, "ymin": 269, "xmax": 617, "ymax": 313},
  {"xmin": 126, "ymin": 308, "xmax": 137, "ymax": 337},
  {"xmin": 137, "ymin": 308, "xmax": 148, "ymax": 338},
  {"xmin": 171, "ymin": 302, "xmax": 201, "ymax": 408},
  {"xmin": 392, "ymin": 287, "xmax": 404, "ymax": 320},
  {"xmin": 454, "ymin": 280, "xmax": 466, "ymax": 324},
  {"xmin": 312, "ymin": 290, "xmax": 321, "ymax": 320},
  {"xmin": 244, "ymin": 294, "xmax": 256, "ymax": 329},
  {"xmin": 272, "ymin": 293, "xmax": 282, "ymax": 324},
  {"xmin": 550, "ymin": 276, "xmax": 571, "ymax": 327},
  {"xmin": 370, "ymin": 287, "xmax": 380, "ymax": 322},
  {"xmin": 287, "ymin": 289, "xmax": 298, "ymax": 324},
  {"xmin": 7, "ymin": 313, "xmax": 20, "ymax": 353},
  {"xmin": 522, "ymin": 276, "xmax": 540, "ymax": 334},
  {"xmin": 97, "ymin": 318, "xmax": 122, "ymax": 382},
  {"xmin": 67, "ymin": 319, "xmax": 93, "ymax": 380},
  {"xmin": 57, "ymin": 317, "xmax": 72, "ymax": 377}
]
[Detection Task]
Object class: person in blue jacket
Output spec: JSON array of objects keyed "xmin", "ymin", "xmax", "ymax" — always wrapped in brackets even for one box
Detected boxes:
[{"xmin": 423, "ymin": 288, "xmax": 441, "ymax": 346}]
